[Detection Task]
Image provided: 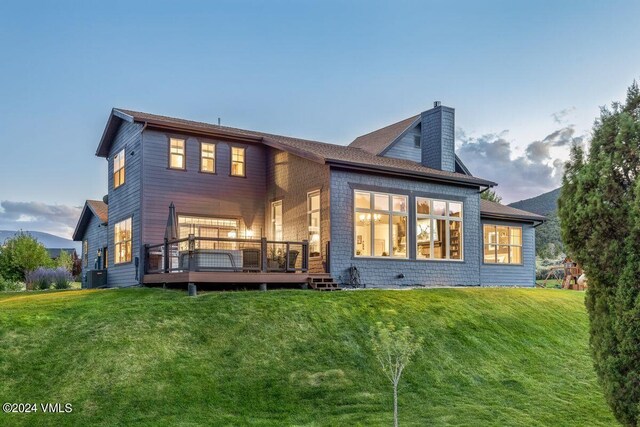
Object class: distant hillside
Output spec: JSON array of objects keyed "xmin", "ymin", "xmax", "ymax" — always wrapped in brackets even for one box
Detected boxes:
[
  {"xmin": 509, "ymin": 188, "xmax": 562, "ymax": 258},
  {"xmin": 0, "ymin": 230, "xmax": 81, "ymax": 253},
  {"xmin": 509, "ymin": 188, "xmax": 561, "ymax": 216}
]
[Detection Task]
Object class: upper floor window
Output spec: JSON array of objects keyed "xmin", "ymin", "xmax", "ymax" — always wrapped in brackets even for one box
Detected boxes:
[
  {"xmin": 114, "ymin": 217, "xmax": 132, "ymax": 264},
  {"xmin": 483, "ymin": 225, "xmax": 522, "ymax": 264},
  {"xmin": 231, "ymin": 147, "xmax": 246, "ymax": 177},
  {"xmin": 169, "ymin": 138, "xmax": 186, "ymax": 170},
  {"xmin": 416, "ymin": 198, "xmax": 463, "ymax": 260},
  {"xmin": 414, "ymin": 135, "xmax": 421, "ymax": 148},
  {"xmin": 354, "ymin": 191, "xmax": 408, "ymax": 258},
  {"xmin": 308, "ymin": 191, "xmax": 321, "ymax": 257},
  {"xmin": 200, "ymin": 142, "xmax": 216, "ymax": 173},
  {"xmin": 113, "ymin": 149, "xmax": 125, "ymax": 188}
]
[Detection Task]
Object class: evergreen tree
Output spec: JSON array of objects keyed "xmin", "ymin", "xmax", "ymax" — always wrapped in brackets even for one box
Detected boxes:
[
  {"xmin": 480, "ymin": 189, "xmax": 502, "ymax": 203},
  {"xmin": 559, "ymin": 80, "xmax": 640, "ymax": 426}
]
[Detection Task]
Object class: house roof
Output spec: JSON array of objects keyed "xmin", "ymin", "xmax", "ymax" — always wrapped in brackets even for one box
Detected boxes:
[
  {"xmin": 72, "ymin": 200, "xmax": 108, "ymax": 241},
  {"xmin": 480, "ymin": 199, "xmax": 546, "ymax": 223},
  {"xmin": 350, "ymin": 115, "xmax": 420, "ymax": 155},
  {"xmin": 97, "ymin": 108, "xmax": 497, "ymax": 188}
]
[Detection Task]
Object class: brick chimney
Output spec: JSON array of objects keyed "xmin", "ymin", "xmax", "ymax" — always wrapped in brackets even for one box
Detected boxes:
[{"xmin": 421, "ymin": 101, "xmax": 455, "ymax": 172}]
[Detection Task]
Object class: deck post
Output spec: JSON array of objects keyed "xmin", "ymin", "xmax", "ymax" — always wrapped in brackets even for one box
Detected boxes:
[
  {"xmin": 188, "ymin": 282, "xmax": 197, "ymax": 297},
  {"xmin": 163, "ymin": 238, "xmax": 169, "ymax": 273},
  {"xmin": 188, "ymin": 233, "xmax": 196, "ymax": 272},
  {"xmin": 259, "ymin": 283, "xmax": 267, "ymax": 292},
  {"xmin": 302, "ymin": 239, "xmax": 309, "ymax": 272},
  {"xmin": 261, "ymin": 237, "xmax": 268, "ymax": 272},
  {"xmin": 144, "ymin": 244, "xmax": 150, "ymax": 274}
]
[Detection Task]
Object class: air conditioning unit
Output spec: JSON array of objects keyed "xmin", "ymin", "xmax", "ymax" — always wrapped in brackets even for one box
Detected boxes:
[{"xmin": 85, "ymin": 269, "xmax": 107, "ymax": 289}]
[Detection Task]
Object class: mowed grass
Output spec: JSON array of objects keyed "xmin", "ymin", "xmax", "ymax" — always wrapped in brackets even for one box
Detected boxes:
[{"xmin": 0, "ymin": 288, "xmax": 616, "ymax": 426}]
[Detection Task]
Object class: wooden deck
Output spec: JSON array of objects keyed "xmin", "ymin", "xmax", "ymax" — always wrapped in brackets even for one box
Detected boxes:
[{"xmin": 143, "ymin": 271, "xmax": 310, "ymax": 285}]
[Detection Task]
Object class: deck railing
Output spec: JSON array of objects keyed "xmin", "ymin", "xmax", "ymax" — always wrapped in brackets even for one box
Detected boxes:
[{"xmin": 144, "ymin": 235, "xmax": 309, "ymax": 274}]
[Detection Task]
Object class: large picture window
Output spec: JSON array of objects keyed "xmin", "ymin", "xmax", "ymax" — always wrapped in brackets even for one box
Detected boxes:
[
  {"xmin": 308, "ymin": 191, "xmax": 321, "ymax": 257},
  {"xmin": 113, "ymin": 149, "xmax": 125, "ymax": 188},
  {"xmin": 483, "ymin": 225, "xmax": 522, "ymax": 264},
  {"xmin": 114, "ymin": 218, "xmax": 132, "ymax": 264},
  {"xmin": 416, "ymin": 198, "xmax": 463, "ymax": 261},
  {"xmin": 178, "ymin": 215, "xmax": 240, "ymax": 250},
  {"xmin": 169, "ymin": 138, "xmax": 186, "ymax": 170},
  {"xmin": 354, "ymin": 191, "xmax": 407, "ymax": 258}
]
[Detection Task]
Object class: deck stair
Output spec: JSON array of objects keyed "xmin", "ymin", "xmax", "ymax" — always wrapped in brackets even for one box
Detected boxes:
[{"xmin": 308, "ymin": 274, "xmax": 341, "ymax": 291}]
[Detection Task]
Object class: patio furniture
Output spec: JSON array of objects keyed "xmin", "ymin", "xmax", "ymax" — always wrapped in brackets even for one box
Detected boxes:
[{"xmin": 242, "ymin": 248, "xmax": 261, "ymax": 271}]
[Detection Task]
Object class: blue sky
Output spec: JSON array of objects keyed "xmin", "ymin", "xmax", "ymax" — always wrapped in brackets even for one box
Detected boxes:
[{"xmin": 1, "ymin": 0, "xmax": 639, "ymax": 237}]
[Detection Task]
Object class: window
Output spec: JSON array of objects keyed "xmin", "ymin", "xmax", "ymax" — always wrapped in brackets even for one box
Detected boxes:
[
  {"xmin": 113, "ymin": 149, "xmax": 125, "ymax": 188},
  {"xmin": 483, "ymin": 225, "xmax": 522, "ymax": 264},
  {"xmin": 103, "ymin": 247, "xmax": 108, "ymax": 269},
  {"xmin": 169, "ymin": 138, "xmax": 185, "ymax": 169},
  {"xmin": 414, "ymin": 135, "xmax": 421, "ymax": 148},
  {"xmin": 308, "ymin": 191, "xmax": 321, "ymax": 257},
  {"xmin": 83, "ymin": 240, "xmax": 88, "ymax": 268},
  {"xmin": 272, "ymin": 200, "xmax": 283, "ymax": 241},
  {"xmin": 178, "ymin": 216, "xmax": 240, "ymax": 250},
  {"xmin": 231, "ymin": 147, "xmax": 245, "ymax": 176},
  {"xmin": 114, "ymin": 218, "xmax": 132, "ymax": 264},
  {"xmin": 416, "ymin": 198, "xmax": 463, "ymax": 261},
  {"xmin": 200, "ymin": 142, "xmax": 216, "ymax": 173},
  {"xmin": 354, "ymin": 191, "xmax": 407, "ymax": 258}
]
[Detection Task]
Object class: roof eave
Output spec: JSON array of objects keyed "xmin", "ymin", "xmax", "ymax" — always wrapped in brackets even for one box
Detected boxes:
[
  {"xmin": 480, "ymin": 212, "xmax": 547, "ymax": 223},
  {"xmin": 327, "ymin": 159, "xmax": 496, "ymax": 188},
  {"xmin": 95, "ymin": 109, "xmax": 135, "ymax": 158}
]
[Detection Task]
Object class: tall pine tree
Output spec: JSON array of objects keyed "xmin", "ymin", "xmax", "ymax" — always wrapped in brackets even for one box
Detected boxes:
[{"xmin": 559, "ymin": 81, "xmax": 640, "ymax": 426}]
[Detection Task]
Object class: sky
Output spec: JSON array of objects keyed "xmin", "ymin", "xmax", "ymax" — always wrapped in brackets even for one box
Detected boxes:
[{"xmin": 1, "ymin": 0, "xmax": 639, "ymax": 238}]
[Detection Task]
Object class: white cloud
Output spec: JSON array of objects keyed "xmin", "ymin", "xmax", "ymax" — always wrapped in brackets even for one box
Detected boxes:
[
  {"xmin": 456, "ymin": 124, "xmax": 585, "ymax": 203},
  {"xmin": 0, "ymin": 201, "xmax": 82, "ymax": 238}
]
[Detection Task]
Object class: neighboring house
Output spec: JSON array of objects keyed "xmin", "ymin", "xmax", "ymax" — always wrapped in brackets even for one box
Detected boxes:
[
  {"xmin": 73, "ymin": 199, "xmax": 108, "ymax": 285},
  {"xmin": 73, "ymin": 103, "xmax": 545, "ymax": 288}
]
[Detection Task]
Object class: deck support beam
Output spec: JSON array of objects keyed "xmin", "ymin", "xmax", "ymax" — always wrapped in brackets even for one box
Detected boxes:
[{"xmin": 259, "ymin": 283, "xmax": 267, "ymax": 292}]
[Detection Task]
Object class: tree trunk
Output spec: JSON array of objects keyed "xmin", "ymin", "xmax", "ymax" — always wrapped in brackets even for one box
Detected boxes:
[{"xmin": 393, "ymin": 382, "xmax": 398, "ymax": 427}]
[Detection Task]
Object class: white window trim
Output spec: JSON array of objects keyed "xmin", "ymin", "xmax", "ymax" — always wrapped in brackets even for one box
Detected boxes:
[
  {"xmin": 483, "ymin": 224, "xmax": 524, "ymax": 265},
  {"xmin": 271, "ymin": 200, "xmax": 283, "ymax": 241},
  {"xmin": 307, "ymin": 190, "xmax": 321, "ymax": 258},
  {"xmin": 114, "ymin": 217, "xmax": 133, "ymax": 265},
  {"xmin": 415, "ymin": 198, "xmax": 464, "ymax": 262},
  {"xmin": 353, "ymin": 190, "xmax": 409, "ymax": 259}
]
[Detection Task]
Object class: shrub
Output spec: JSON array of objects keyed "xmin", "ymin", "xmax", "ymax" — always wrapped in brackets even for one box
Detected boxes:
[
  {"xmin": 0, "ymin": 276, "xmax": 24, "ymax": 292},
  {"xmin": 25, "ymin": 267, "xmax": 72, "ymax": 291}
]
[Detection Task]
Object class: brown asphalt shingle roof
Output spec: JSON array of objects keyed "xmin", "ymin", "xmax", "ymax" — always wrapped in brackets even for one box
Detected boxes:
[
  {"xmin": 111, "ymin": 109, "xmax": 495, "ymax": 187},
  {"xmin": 87, "ymin": 200, "xmax": 108, "ymax": 223},
  {"xmin": 480, "ymin": 199, "xmax": 546, "ymax": 222},
  {"xmin": 349, "ymin": 114, "xmax": 420, "ymax": 155}
]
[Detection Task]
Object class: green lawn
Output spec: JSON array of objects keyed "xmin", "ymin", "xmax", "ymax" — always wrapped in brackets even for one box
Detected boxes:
[{"xmin": 0, "ymin": 288, "xmax": 616, "ymax": 426}]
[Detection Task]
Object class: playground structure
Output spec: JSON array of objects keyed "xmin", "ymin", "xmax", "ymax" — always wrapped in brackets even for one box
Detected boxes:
[{"xmin": 539, "ymin": 257, "xmax": 586, "ymax": 290}]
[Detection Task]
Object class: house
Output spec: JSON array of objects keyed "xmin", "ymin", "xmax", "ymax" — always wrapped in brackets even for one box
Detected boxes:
[{"xmin": 72, "ymin": 102, "xmax": 545, "ymax": 288}]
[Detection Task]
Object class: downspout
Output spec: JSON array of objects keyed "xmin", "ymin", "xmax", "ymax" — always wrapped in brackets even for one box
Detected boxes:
[{"xmin": 137, "ymin": 121, "xmax": 148, "ymax": 285}]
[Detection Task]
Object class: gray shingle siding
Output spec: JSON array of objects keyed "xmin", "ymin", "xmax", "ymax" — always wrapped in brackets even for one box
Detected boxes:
[
  {"xmin": 384, "ymin": 124, "xmax": 422, "ymax": 162},
  {"xmin": 141, "ymin": 130, "xmax": 267, "ymax": 247},
  {"xmin": 479, "ymin": 219, "xmax": 536, "ymax": 287},
  {"xmin": 106, "ymin": 121, "xmax": 144, "ymax": 287},
  {"xmin": 329, "ymin": 169, "xmax": 481, "ymax": 286},
  {"xmin": 266, "ymin": 149, "xmax": 330, "ymax": 273},
  {"xmin": 79, "ymin": 213, "xmax": 107, "ymax": 284}
]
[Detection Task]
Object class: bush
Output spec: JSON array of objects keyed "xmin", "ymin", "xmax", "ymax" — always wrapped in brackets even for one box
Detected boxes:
[
  {"xmin": 0, "ymin": 232, "xmax": 52, "ymax": 281},
  {"xmin": 0, "ymin": 276, "xmax": 24, "ymax": 292},
  {"xmin": 25, "ymin": 267, "xmax": 72, "ymax": 291}
]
